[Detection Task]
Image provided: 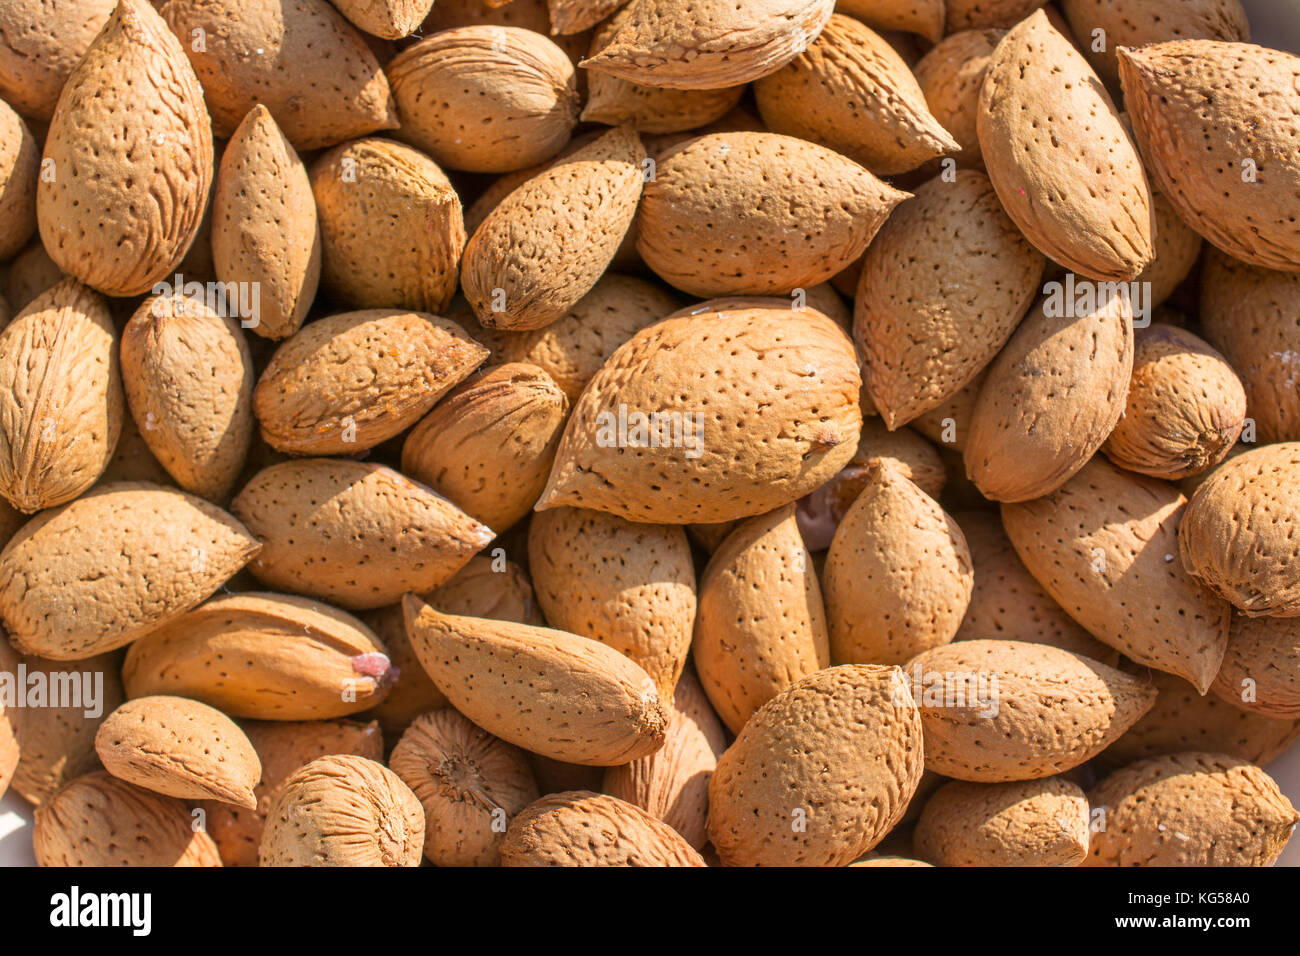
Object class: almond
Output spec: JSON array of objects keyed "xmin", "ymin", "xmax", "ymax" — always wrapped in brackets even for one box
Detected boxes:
[
  {"xmin": 836, "ymin": 0, "xmax": 943, "ymax": 43},
  {"xmin": 1179, "ymin": 442, "xmax": 1300, "ymax": 617},
  {"xmin": 403, "ymin": 596, "xmax": 669, "ymax": 766},
  {"xmin": 388, "ymin": 26, "xmax": 579, "ymax": 173},
  {"xmin": 390, "ymin": 708, "xmax": 540, "ymax": 866},
  {"xmin": 38, "ymin": 0, "xmax": 213, "ymax": 297},
  {"xmin": 580, "ymin": 0, "xmax": 835, "ymax": 90},
  {"xmin": 549, "ymin": 0, "xmax": 628, "ymax": 34},
  {"xmin": 34, "ymin": 771, "xmax": 222, "ymax": 867},
  {"xmin": 601, "ymin": 668, "xmax": 726, "ymax": 850},
  {"xmin": 694, "ymin": 504, "xmax": 830, "ymax": 734},
  {"xmin": 501, "ymin": 790, "xmax": 706, "ymax": 865},
  {"xmin": 825, "ymin": 461, "xmax": 973, "ymax": 665},
  {"xmin": 915, "ymin": 777, "xmax": 1091, "ymax": 866},
  {"xmin": 122, "ymin": 592, "xmax": 392, "ymax": 719},
  {"xmin": 0, "ymin": 98, "xmax": 38, "ymax": 260},
  {"xmin": 260, "ymin": 754, "xmax": 424, "ymax": 867},
  {"xmin": 203, "ymin": 719, "xmax": 384, "ymax": 867},
  {"xmin": 755, "ymin": 15, "xmax": 959, "ymax": 175},
  {"xmin": 708, "ymin": 664, "xmax": 924, "ymax": 866},
  {"xmin": 1118, "ymin": 41, "xmax": 1300, "ymax": 273},
  {"xmin": 946, "ymin": 0, "xmax": 1048, "ymax": 31},
  {"xmin": 462, "ymin": 126, "xmax": 644, "ymax": 331},
  {"xmin": 3, "ymin": 241, "xmax": 63, "ymax": 314},
  {"xmin": 120, "ymin": 294, "xmax": 255, "ymax": 501},
  {"xmin": 964, "ymin": 288, "xmax": 1134, "ymax": 503},
  {"xmin": 1002, "ymin": 455, "xmax": 1231, "ymax": 691},
  {"xmin": 0, "ymin": 277, "xmax": 123, "ymax": 513},
  {"xmin": 907, "ymin": 639, "xmax": 1156, "ymax": 781},
  {"xmin": 1211, "ymin": 615, "xmax": 1300, "ymax": 719},
  {"xmin": 0, "ymin": 0, "xmax": 115, "ymax": 121},
  {"xmin": 1086, "ymin": 752, "xmax": 1299, "ymax": 866},
  {"xmin": 232, "ymin": 458, "xmax": 492, "ymax": 610},
  {"xmin": 162, "ymin": 0, "xmax": 398, "ymax": 150},
  {"xmin": 311, "ymin": 138, "xmax": 465, "ymax": 313},
  {"xmin": 1101, "ymin": 323, "xmax": 1246, "ymax": 480},
  {"xmin": 914, "ymin": 29, "xmax": 1004, "ymax": 170},
  {"xmin": 0, "ymin": 482, "xmax": 259, "ymax": 659},
  {"xmin": 1137, "ymin": 191, "xmax": 1205, "ymax": 309},
  {"xmin": 911, "ymin": 370, "xmax": 985, "ymax": 453},
  {"xmin": 253, "ymin": 308, "xmax": 487, "ymax": 456},
  {"xmin": 1200, "ymin": 247, "xmax": 1300, "ymax": 443},
  {"xmin": 854, "ymin": 170, "xmax": 1044, "ymax": 429},
  {"xmin": 637, "ymin": 132, "xmax": 908, "ymax": 297},
  {"xmin": 529, "ymin": 506, "xmax": 695, "ymax": 700},
  {"xmin": 211, "ymin": 105, "xmax": 322, "ymax": 342},
  {"xmin": 537, "ymin": 306, "xmax": 862, "ymax": 524},
  {"xmin": 331, "ymin": 0, "xmax": 434, "ymax": 37},
  {"xmin": 401, "ymin": 364, "xmax": 569, "ymax": 534},
  {"xmin": 978, "ymin": 9, "xmax": 1154, "ymax": 280},
  {"xmin": 95, "ymin": 695, "xmax": 261, "ymax": 809}
]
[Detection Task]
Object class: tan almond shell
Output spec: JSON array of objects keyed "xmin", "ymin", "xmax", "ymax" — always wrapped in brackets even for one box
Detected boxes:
[
  {"xmin": 825, "ymin": 461, "xmax": 973, "ymax": 665},
  {"xmin": 4, "ymin": 241, "xmax": 64, "ymax": 315},
  {"xmin": 911, "ymin": 370, "xmax": 985, "ymax": 453},
  {"xmin": 1179, "ymin": 442, "xmax": 1300, "ymax": 617},
  {"xmin": 260, "ymin": 754, "xmax": 424, "ymax": 867},
  {"xmin": 0, "ymin": 482, "xmax": 259, "ymax": 659},
  {"xmin": 708, "ymin": 664, "xmax": 924, "ymax": 866},
  {"xmin": 480, "ymin": 274, "xmax": 681, "ymax": 403},
  {"xmin": 1119, "ymin": 41, "xmax": 1300, "ymax": 273},
  {"xmin": 231, "ymin": 458, "xmax": 493, "ymax": 610},
  {"xmin": 637, "ymin": 132, "xmax": 909, "ymax": 297},
  {"xmin": 388, "ymin": 26, "xmax": 579, "ymax": 174},
  {"xmin": 850, "ymin": 855, "xmax": 934, "ymax": 867},
  {"xmin": 694, "ymin": 504, "xmax": 830, "ymax": 734},
  {"xmin": 978, "ymin": 10, "xmax": 1154, "ymax": 281},
  {"xmin": 99, "ymin": 410, "xmax": 173, "ymax": 488},
  {"xmin": 253, "ymin": 308, "xmax": 488, "ymax": 456},
  {"xmin": 964, "ymin": 288, "xmax": 1134, "ymax": 503},
  {"xmin": 914, "ymin": 29, "xmax": 1004, "ymax": 170},
  {"xmin": 946, "ymin": 0, "xmax": 1048, "ymax": 33},
  {"xmin": 0, "ymin": 278, "xmax": 122, "ymax": 513},
  {"xmin": 1211, "ymin": 615, "xmax": 1300, "ymax": 719},
  {"xmin": 122, "ymin": 592, "xmax": 391, "ymax": 720},
  {"xmin": 754, "ymin": 15, "xmax": 959, "ymax": 176},
  {"xmin": 120, "ymin": 295, "xmax": 255, "ymax": 501},
  {"xmin": 0, "ymin": 637, "xmax": 17, "ymax": 799},
  {"xmin": 211, "ymin": 105, "xmax": 322, "ymax": 342},
  {"xmin": 549, "ymin": 0, "xmax": 629, "ymax": 34},
  {"xmin": 401, "ymin": 364, "xmax": 570, "ymax": 534},
  {"xmin": 907, "ymin": 639, "xmax": 1157, "ymax": 782},
  {"xmin": 1101, "ymin": 323, "xmax": 1246, "ymax": 480},
  {"xmin": 462, "ymin": 126, "xmax": 645, "ymax": 331},
  {"xmin": 915, "ymin": 777, "xmax": 1091, "ymax": 867},
  {"xmin": 34, "ymin": 771, "xmax": 223, "ymax": 867},
  {"xmin": 0, "ymin": 0, "xmax": 115, "ymax": 121},
  {"xmin": 161, "ymin": 0, "xmax": 398, "ymax": 150},
  {"xmin": 537, "ymin": 307, "xmax": 862, "ymax": 524},
  {"xmin": 601, "ymin": 668, "xmax": 727, "ymax": 850},
  {"xmin": 38, "ymin": 0, "xmax": 212, "ymax": 297},
  {"xmin": 402, "ymin": 596, "xmax": 668, "ymax": 766},
  {"xmin": 95, "ymin": 695, "xmax": 261, "ymax": 809},
  {"xmin": 203, "ymin": 718, "xmax": 384, "ymax": 867},
  {"xmin": 580, "ymin": 0, "xmax": 835, "ymax": 90},
  {"xmin": 1002, "ymin": 456, "xmax": 1230, "ymax": 692},
  {"xmin": 1133, "ymin": 192, "xmax": 1203, "ymax": 313},
  {"xmin": 501, "ymin": 789, "xmax": 706, "ymax": 865},
  {"xmin": 311, "ymin": 139, "xmax": 466, "ymax": 313},
  {"xmin": 528, "ymin": 506, "xmax": 695, "ymax": 700},
  {"xmin": 331, "ymin": 0, "xmax": 433, "ymax": 37},
  {"xmin": 836, "ymin": 0, "xmax": 943, "ymax": 42},
  {"xmin": 582, "ymin": 7, "xmax": 744, "ymax": 133},
  {"xmin": 1105, "ymin": 668, "xmax": 1300, "ymax": 768},
  {"xmin": 1200, "ymin": 248, "xmax": 1300, "ymax": 443},
  {"xmin": 1086, "ymin": 752, "xmax": 1299, "ymax": 866},
  {"xmin": 855, "ymin": 170, "xmax": 1044, "ymax": 429},
  {"xmin": 952, "ymin": 510, "xmax": 1118, "ymax": 663},
  {"xmin": 0, "ymin": 99, "xmax": 38, "ymax": 260},
  {"xmin": 422, "ymin": 0, "xmax": 593, "ymax": 65},
  {"xmin": 390, "ymin": 708, "xmax": 540, "ymax": 866}
]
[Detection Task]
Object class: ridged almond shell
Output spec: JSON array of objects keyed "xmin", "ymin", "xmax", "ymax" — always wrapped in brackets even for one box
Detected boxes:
[
  {"xmin": 549, "ymin": 0, "xmax": 629, "ymax": 34},
  {"xmin": 501, "ymin": 790, "xmax": 706, "ymax": 865},
  {"xmin": 0, "ymin": 0, "xmax": 115, "ymax": 121}
]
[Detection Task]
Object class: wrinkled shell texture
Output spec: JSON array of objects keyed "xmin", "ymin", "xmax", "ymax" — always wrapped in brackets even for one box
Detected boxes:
[
  {"xmin": 0, "ymin": 0, "xmax": 117, "ymax": 121},
  {"xmin": 501, "ymin": 790, "xmax": 706, "ymax": 865}
]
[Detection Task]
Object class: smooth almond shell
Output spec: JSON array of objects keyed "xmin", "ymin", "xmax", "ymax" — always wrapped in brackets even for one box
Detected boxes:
[
  {"xmin": 0, "ymin": 0, "xmax": 115, "ymax": 121},
  {"xmin": 0, "ymin": 482, "xmax": 259, "ymax": 659},
  {"xmin": 501, "ymin": 790, "xmax": 706, "ymax": 865},
  {"xmin": 914, "ymin": 29, "xmax": 1004, "ymax": 170},
  {"xmin": 907, "ymin": 639, "xmax": 1156, "ymax": 782},
  {"xmin": 38, "ymin": 0, "xmax": 213, "ymax": 297},
  {"xmin": 537, "ymin": 306, "xmax": 862, "ymax": 524},
  {"xmin": 0, "ymin": 277, "xmax": 122, "ymax": 513},
  {"xmin": 122, "ymin": 592, "xmax": 392, "ymax": 720},
  {"xmin": 95, "ymin": 695, "xmax": 261, "ymax": 809},
  {"xmin": 978, "ymin": 9, "xmax": 1154, "ymax": 280},
  {"xmin": 0, "ymin": 99, "xmax": 38, "ymax": 260},
  {"xmin": 253, "ymin": 308, "xmax": 487, "ymax": 456},
  {"xmin": 1212, "ymin": 615, "xmax": 1300, "ymax": 719},
  {"xmin": 232, "ymin": 458, "xmax": 493, "ymax": 610}
]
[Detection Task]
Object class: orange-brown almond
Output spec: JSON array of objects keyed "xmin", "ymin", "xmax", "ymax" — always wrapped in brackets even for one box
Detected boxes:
[
  {"xmin": 0, "ymin": 0, "xmax": 115, "ymax": 121},
  {"xmin": 331, "ymin": 0, "xmax": 434, "ymax": 37},
  {"xmin": 914, "ymin": 29, "xmax": 1004, "ymax": 170},
  {"xmin": 836, "ymin": 0, "xmax": 944, "ymax": 43},
  {"xmin": 1211, "ymin": 615, "xmax": 1300, "ymax": 719},
  {"xmin": 501, "ymin": 790, "xmax": 706, "ymax": 865},
  {"xmin": 0, "ymin": 98, "xmax": 38, "ymax": 260}
]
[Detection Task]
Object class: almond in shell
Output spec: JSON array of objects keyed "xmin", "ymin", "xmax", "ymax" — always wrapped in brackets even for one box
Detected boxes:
[
  {"xmin": 0, "ymin": 98, "xmax": 38, "ymax": 260},
  {"xmin": 836, "ymin": 0, "xmax": 943, "ymax": 43},
  {"xmin": 331, "ymin": 0, "xmax": 434, "ymax": 37},
  {"xmin": 914, "ymin": 29, "xmax": 1004, "ymax": 170},
  {"xmin": 946, "ymin": 0, "xmax": 1048, "ymax": 32},
  {"xmin": 1211, "ymin": 615, "xmax": 1300, "ymax": 719},
  {"xmin": 0, "ymin": 0, "xmax": 115, "ymax": 121}
]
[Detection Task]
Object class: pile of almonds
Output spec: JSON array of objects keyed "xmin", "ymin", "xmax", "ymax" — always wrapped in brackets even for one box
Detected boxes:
[{"xmin": 1, "ymin": 0, "xmax": 1300, "ymax": 868}]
